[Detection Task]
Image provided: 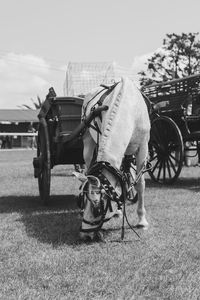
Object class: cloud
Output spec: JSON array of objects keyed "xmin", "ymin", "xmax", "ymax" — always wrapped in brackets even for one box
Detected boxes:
[{"xmin": 0, "ymin": 53, "xmax": 58, "ymax": 108}]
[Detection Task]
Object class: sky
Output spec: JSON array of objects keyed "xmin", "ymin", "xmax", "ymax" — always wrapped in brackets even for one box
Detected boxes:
[{"xmin": 0, "ymin": 0, "xmax": 200, "ymax": 108}]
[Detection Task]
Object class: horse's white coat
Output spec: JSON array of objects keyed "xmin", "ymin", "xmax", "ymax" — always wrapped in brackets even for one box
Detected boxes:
[{"xmin": 78, "ymin": 77, "xmax": 150, "ymax": 239}]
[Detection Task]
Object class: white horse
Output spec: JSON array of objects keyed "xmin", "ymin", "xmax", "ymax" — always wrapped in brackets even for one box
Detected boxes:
[{"xmin": 74, "ymin": 77, "xmax": 150, "ymax": 241}]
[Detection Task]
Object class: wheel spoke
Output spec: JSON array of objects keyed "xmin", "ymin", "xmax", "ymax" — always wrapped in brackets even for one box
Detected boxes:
[
  {"xmin": 157, "ymin": 160, "xmax": 163, "ymax": 181},
  {"xmin": 151, "ymin": 154, "xmax": 158, "ymax": 161},
  {"xmin": 163, "ymin": 159, "xmax": 166, "ymax": 181},
  {"xmin": 168, "ymin": 155, "xmax": 177, "ymax": 174},
  {"xmin": 151, "ymin": 157, "xmax": 161, "ymax": 173},
  {"xmin": 166, "ymin": 158, "xmax": 172, "ymax": 178},
  {"xmin": 169, "ymin": 152, "xmax": 180, "ymax": 164}
]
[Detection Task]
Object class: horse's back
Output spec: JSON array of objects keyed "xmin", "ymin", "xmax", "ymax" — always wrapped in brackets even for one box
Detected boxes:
[
  {"xmin": 97, "ymin": 77, "xmax": 150, "ymax": 167},
  {"xmin": 82, "ymin": 77, "xmax": 150, "ymax": 168}
]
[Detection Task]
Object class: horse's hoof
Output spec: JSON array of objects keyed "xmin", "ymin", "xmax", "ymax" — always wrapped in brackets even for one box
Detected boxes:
[
  {"xmin": 135, "ymin": 223, "xmax": 149, "ymax": 230},
  {"xmin": 79, "ymin": 231, "xmax": 93, "ymax": 242},
  {"xmin": 113, "ymin": 209, "xmax": 123, "ymax": 219},
  {"xmin": 135, "ymin": 224, "xmax": 144, "ymax": 229},
  {"xmin": 93, "ymin": 231, "xmax": 105, "ymax": 243}
]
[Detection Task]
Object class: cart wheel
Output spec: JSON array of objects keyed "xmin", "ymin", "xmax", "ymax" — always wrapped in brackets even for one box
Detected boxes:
[
  {"xmin": 37, "ymin": 118, "xmax": 51, "ymax": 205},
  {"xmin": 149, "ymin": 116, "xmax": 184, "ymax": 184}
]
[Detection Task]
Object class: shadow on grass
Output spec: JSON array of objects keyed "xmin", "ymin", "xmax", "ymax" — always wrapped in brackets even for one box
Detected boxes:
[
  {"xmin": 146, "ymin": 176, "xmax": 200, "ymax": 192},
  {"xmin": 0, "ymin": 194, "xmax": 78, "ymax": 213},
  {"xmin": 51, "ymin": 173, "xmax": 74, "ymax": 177},
  {"xmin": 0, "ymin": 194, "xmax": 81, "ymax": 246}
]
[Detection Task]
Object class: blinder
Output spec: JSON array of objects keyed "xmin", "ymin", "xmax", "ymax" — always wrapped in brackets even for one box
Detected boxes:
[
  {"xmin": 77, "ymin": 175, "xmax": 104, "ymax": 217},
  {"xmin": 87, "ymin": 161, "xmax": 125, "ymax": 208}
]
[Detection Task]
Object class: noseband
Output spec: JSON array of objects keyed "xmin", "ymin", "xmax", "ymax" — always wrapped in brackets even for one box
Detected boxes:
[{"xmin": 79, "ymin": 161, "xmax": 125, "ymax": 233}]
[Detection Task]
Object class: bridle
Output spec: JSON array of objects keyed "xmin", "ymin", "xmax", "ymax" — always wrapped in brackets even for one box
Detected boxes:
[{"xmin": 79, "ymin": 161, "xmax": 125, "ymax": 233}]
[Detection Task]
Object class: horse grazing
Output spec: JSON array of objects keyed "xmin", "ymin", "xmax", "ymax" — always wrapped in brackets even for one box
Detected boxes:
[{"xmin": 74, "ymin": 77, "xmax": 150, "ymax": 241}]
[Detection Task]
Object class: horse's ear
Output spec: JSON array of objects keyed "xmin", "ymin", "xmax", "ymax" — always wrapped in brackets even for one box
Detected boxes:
[{"xmin": 73, "ymin": 171, "xmax": 88, "ymax": 182}]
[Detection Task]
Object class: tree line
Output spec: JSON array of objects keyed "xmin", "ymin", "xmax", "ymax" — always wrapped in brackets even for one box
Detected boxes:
[{"xmin": 139, "ymin": 32, "xmax": 200, "ymax": 86}]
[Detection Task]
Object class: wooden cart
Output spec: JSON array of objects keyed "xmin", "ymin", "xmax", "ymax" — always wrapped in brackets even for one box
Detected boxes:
[{"xmin": 33, "ymin": 87, "xmax": 109, "ymax": 204}]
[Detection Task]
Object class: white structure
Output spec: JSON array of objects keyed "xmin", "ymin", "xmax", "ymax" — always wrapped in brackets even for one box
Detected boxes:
[{"xmin": 64, "ymin": 61, "xmax": 137, "ymax": 96}]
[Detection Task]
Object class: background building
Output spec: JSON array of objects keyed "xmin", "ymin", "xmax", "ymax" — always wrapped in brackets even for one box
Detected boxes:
[
  {"xmin": 0, "ymin": 109, "xmax": 38, "ymax": 148},
  {"xmin": 64, "ymin": 61, "xmax": 137, "ymax": 96}
]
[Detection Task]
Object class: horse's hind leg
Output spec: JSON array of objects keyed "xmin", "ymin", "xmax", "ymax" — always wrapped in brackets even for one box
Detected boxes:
[{"xmin": 135, "ymin": 142, "xmax": 149, "ymax": 228}]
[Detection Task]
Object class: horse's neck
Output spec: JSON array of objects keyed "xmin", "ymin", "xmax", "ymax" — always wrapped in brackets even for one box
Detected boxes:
[{"xmin": 97, "ymin": 78, "xmax": 133, "ymax": 168}]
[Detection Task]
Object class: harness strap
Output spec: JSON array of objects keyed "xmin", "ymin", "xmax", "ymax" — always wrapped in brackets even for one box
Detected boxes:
[
  {"xmin": 80, "ymin": 216, "xmax": 112, "ymax": 233},
  {"xmin": 82, "ymin": 87, "xmax": 106, "ymax": 119},
  {"xmin": 82, "ymin": 218, "xmax": 103, "ymax": 226},
  {"xmin": 97, "ymin": 82, "xmax": 119, "ymax": 106},
  {"xmin": 82, "ymin": 215, "xmax": 111, "ymax": 227},
  {"xmin": 87, "ymin": 122, "xmax": 101, "ymax": 134},
  {"xmin": 84, "ymin": 82, "xmax": 120, "ymax": 135}
]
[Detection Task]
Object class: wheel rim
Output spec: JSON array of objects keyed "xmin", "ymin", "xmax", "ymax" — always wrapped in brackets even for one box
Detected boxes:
[
  {"xmin": 149, "ymin": 116, "xmax": 184, "ymax": 184},
  {"xmin": 38, "ymin": 119, "xmax": 51, "ymax": 204}
]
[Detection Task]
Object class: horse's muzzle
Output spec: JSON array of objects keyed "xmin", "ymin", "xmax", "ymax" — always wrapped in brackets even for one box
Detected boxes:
[{"xmin": 90, "ymin": 201, "xmax": 103, "ymax": 218}]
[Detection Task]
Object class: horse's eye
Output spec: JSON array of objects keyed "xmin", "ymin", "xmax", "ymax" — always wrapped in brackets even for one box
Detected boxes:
[{"xmin": 91, "ymin": 190, "xmax": 100, "ymax": 195}]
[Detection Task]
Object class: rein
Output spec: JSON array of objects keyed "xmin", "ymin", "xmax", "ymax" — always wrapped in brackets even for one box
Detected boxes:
[{"xmin": 121, "ymin": 159, "xmax": 152, "ymax": 240}]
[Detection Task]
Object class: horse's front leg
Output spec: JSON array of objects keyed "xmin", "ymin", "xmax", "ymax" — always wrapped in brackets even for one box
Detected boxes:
[
  {"xmin": 83, "ymin": 129, "xmax": 96, "ymax": 171},
  {"xmin": 135, "ymin": 174, "xmax": 148, "ymax": 228}
]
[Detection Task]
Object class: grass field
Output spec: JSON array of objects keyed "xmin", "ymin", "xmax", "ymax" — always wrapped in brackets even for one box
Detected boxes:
[{"xmin": 0, "ymin": 149, "xmax": 200, "ymax": 299}]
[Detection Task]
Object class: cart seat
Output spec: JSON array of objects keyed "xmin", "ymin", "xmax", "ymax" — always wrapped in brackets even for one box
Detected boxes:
[
  {"xmin": 184, "ymin": 115, "xmax": 200, "ymax": 141},
  {"xmin": 185, "ymin": 115, "xmax": 200, "ymax": 122},
  {"xmin": 186, "ymin": 131, "xmax": 200, "ymax": 141},
  {"xmin": 53, "ymin": 96, "xmax": 83, "ymax": 135}
]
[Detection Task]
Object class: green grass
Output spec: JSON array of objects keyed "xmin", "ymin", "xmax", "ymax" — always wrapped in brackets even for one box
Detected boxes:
[{"xmin": 0, "ymin": 150, "xmax": 200, "ymax": 299}]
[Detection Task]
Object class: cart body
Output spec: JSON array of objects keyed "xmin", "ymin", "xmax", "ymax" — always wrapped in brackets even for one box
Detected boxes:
[
  {"xmin": 37, "ymin": 91, "xmax": 85, "ymax": 167},
  {"xmin": 33, "ymin": 87, "xmax": 110, "ymax": 204}
]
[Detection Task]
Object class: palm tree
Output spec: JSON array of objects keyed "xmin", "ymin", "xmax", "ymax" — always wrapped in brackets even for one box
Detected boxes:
[{"xmin": 19, "ymin": 96, "xmax": 43, "ymax": 109}]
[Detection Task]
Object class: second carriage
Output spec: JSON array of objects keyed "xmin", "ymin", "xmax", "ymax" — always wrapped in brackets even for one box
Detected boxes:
[{"xmin": 143, "ymin": 73, "xmax": 200, "ymax": 184}]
